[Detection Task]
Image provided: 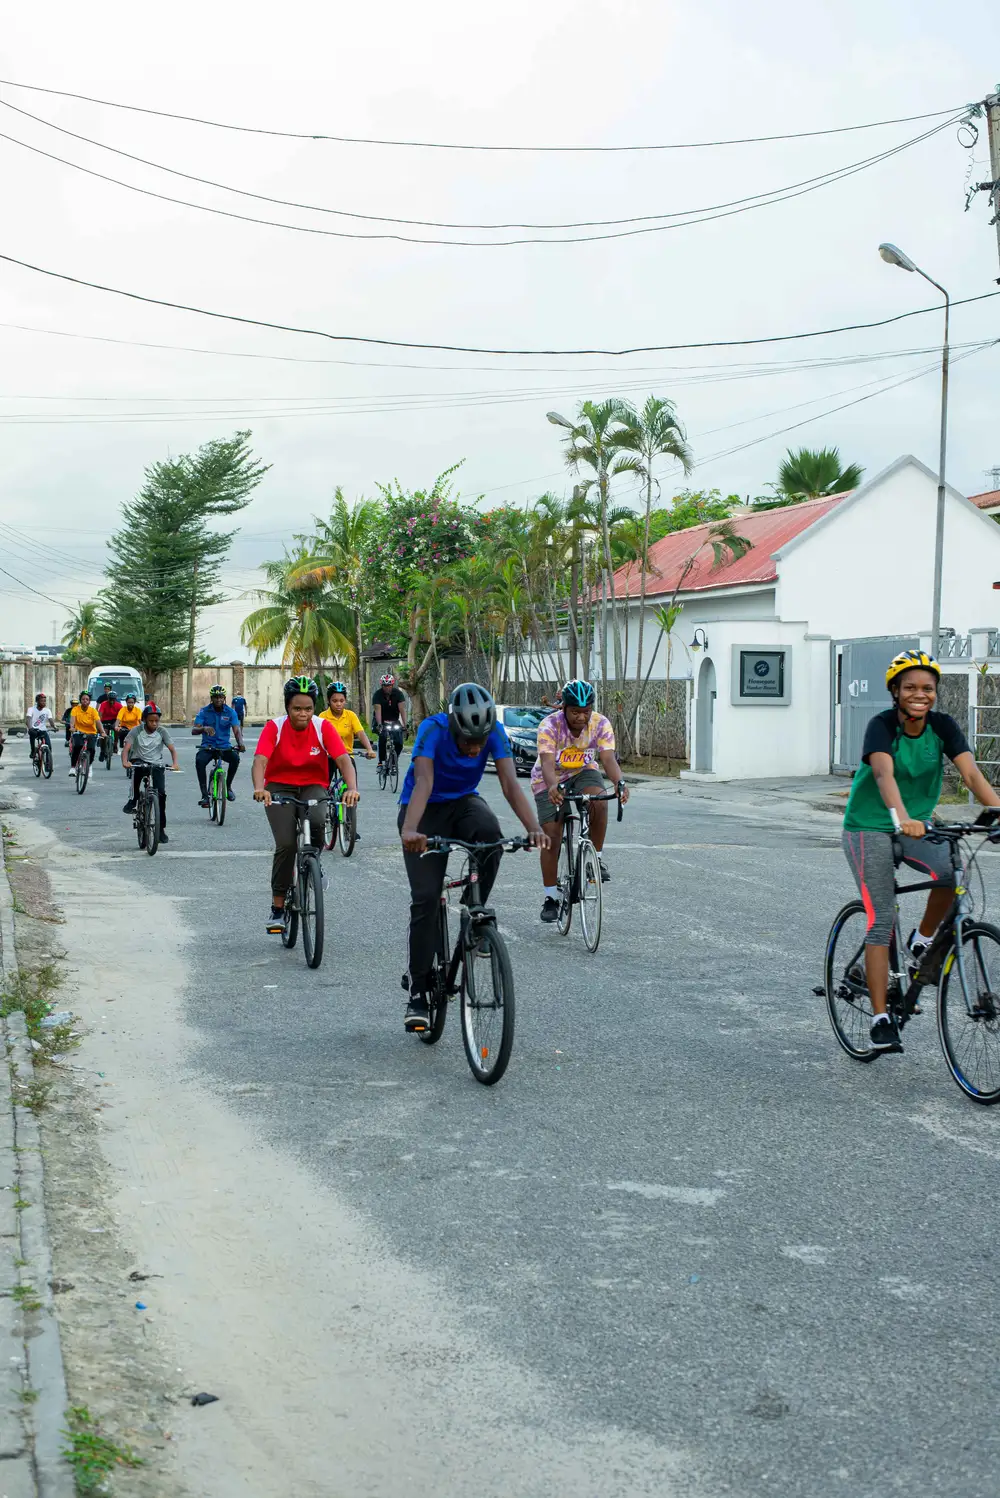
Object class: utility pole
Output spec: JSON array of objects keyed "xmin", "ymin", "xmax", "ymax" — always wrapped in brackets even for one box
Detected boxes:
[
  {"xmin": 568, "ymin": 483, "xmax": 583, "ymax": 679},
  {"xmin": 184, "ymin": 558, "xmax": 199, "ymax": 725},
  {"xmin": 983, "ymin": 90, "xmax": 1000, "ymax": 279}
]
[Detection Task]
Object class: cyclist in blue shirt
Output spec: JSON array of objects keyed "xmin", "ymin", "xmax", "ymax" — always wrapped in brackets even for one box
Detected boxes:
[
  {"xmin": 193, "ymin": 685, "xmax": 245, "ymax": 807},
  {"xmin": 398, "ymin": 683, "xmax": 548, "ymax": 1033},
  {"xmin": 232, "ymin": 693, "xmax": 248, "ymax": 727}
]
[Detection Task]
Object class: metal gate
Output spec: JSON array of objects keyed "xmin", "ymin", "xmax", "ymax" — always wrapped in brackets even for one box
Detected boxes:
[{"xmin": 832, "ymin": 636, "xmax": 918, "ymax": 771}]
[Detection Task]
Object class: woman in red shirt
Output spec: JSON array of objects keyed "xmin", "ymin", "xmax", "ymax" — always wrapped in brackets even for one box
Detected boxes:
[{"xmin": 252, "ymin": 676, "xmax": 359, "ymax": 931}]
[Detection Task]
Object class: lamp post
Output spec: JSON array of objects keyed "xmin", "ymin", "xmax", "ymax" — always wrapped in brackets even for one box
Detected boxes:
[{"xmin": 878, "ymin": 243, "xmax": 950, "ymax": 655}]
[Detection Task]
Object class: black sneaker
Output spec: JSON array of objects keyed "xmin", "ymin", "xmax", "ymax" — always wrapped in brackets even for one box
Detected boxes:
[
  {"xmin": 870, "ymin": 1014, "xmax": 903, "ymax": 1053},
  {"xmin": 266, "ymin": 905, "xmax": 285, "ymax": 935},
  {"xmin": 198, "ymin": 797, "xmax": 210, "ymax": 809},
  {"xmin": 540, "ymin": 896, "xmax": 560, "ymax": 923},
  {"xmin": 122, "ymin": 800, "xmax": 135, "ymax": 814},
  {"xmin": 599, "ymin": 859, "xmax": 610, "ymax": 884},
  {"xmin": 159, "ymin": 831, "xmax": 169, "ymax": 844},
  {"xmin": 405, "ymin": 996, "xmax": 430, "ymax": 1033},
  {"xmin": 227, "ymin": 791, "xmax": 236, "ymax": 802}
]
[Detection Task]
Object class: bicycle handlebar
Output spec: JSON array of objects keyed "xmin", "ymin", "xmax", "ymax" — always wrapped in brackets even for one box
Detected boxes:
[
  {"xmin": 422, "ymin": 835, "xmax": 531, "ymax": 856},
  {"xmin": 557, "ymin": 781, "xmax": 626, "ymax": 821},
  {"xmin": 268, "ymin": 795, "xmax": 325, "ymax": 808}
]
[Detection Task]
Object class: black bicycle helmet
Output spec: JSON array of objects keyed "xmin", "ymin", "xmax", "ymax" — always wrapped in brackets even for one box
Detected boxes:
[
  {"xmin": 284, "ymin": 675, "xmax": 319, "ymax": 706},
  {"xmin": 327, "ymin": 680, "xmax": 348, "ymax": 697},
  {"xmin": 448, "ymin": 683, "xmax": 497, "ymax": 742},
  {"xmin": 561, "ymin": 678, "xmax": 596, "ymax": 708}
]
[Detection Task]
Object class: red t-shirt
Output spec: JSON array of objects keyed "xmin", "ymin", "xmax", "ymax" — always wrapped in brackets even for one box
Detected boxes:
[{"xmin": 256, "ymin": 714, "xmax": 346, "ymax": 786}]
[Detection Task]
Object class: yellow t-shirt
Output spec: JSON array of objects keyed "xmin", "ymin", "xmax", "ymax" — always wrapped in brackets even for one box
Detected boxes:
[
  {"xmin": 70, "ymin": 704, "xmax": 101, "ymax": 736},
  {"xmin": 116, "ymin": 705, "xmax": 142, "ymax": 732},
  {"xmin": 320, "ymin": 707, "xmax": 363, "ymax": 753}
]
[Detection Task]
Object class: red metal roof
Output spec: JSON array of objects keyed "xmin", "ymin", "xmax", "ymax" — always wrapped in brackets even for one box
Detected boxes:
[
  {"xmin": 607, "ymin": 493, "xmax": 850, "ymax": 599},
  {"xmin": 971, "ymin": 490, "xmax": 1000, "ymax": 509}
]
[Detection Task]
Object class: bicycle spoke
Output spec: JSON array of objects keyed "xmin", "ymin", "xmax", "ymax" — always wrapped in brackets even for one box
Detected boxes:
[
  {"xmin": 825, "ymin": 903, "xmax": 877, "ymax": 1061},
  {"xmin": 938, "ymin": 923, "xmax": 1000, "ymax": 1104},
  {"xmin": 460, "ymin": 925, "xmax": 515, "ymax": 1084}
]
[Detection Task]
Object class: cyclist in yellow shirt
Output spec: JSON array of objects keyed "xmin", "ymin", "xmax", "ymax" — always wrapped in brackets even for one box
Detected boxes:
[
  {"xmin": 68, "ymin": 691, "xmax": 107, "ymax": 776},
  {"xmin": 320, "ymin": 682, "xmax": 376, "ymax": 760},
  {"xmin": 115, "ymin": 693, "xmax": 142, "ymax": 751}
]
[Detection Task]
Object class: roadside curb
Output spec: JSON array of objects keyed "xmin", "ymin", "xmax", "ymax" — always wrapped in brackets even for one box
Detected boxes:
[{"xmin": 0, "ymin": 818, "xmax": 75, "ymax": 1498}]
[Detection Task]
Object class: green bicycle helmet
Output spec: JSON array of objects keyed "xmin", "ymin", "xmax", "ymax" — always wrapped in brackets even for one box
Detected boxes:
[{"xmin": 284, "ymin": 675, "xmax": 319, "ymax": 705}]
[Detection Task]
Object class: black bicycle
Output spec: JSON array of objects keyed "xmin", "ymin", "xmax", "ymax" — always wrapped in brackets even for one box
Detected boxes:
[
  {"xmin": 73, "ymin": 736, "xmax": 98, "ymax": 795},
  {"xmin": 30, "ymin": 734, "xmax": 53, "ymax": 780},
  {"xmin": 414, "ymin": 835, "xmax": 528, "ymax": 1085},
  {"xmin": 269, "ymin": 795, "xmax": 325, "ymax": 969},
  {"xmin": 377, "ymin": 729, "xmax": 401, "ymax": 794},
  {"xmin": 819, "ymin": 818, "xmax": 1000, "ymax": 1104},
  {"xmin": 132, "ymin": 768, "xmax": 161, "ymax": 857},
  {"xmin": 99, "ymin": 726, "xmax": 117, "ymax": 770},
  {"xmin": 324, "ymin": 761, "xmax": 357, "ymax": 857},
  {"xmin": 554, "ymin": 784, "xmax": 623, "ymax": 953}
]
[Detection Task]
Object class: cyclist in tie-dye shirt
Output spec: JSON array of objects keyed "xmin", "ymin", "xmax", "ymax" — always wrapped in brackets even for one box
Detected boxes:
[{"xmin": 530, "ymin": 679, "xmax": 629, "ymax": 923}]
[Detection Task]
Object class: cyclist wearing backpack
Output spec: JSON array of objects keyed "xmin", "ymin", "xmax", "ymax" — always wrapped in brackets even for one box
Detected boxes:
[{"xmin": 251, "ymin": 677, "xmax": 359, "ymax": 932}]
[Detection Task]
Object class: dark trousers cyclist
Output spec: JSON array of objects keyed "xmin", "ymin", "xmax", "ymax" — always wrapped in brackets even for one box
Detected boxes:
[
  {"xmin": 378, "ymin": 721, "xmax": 403, "ymax": 766},
  {"xmin": 28, "ymin": 728, "xmax": 51, "ymax": 761},
  {"xmin": 264, "ymin": 783, "xmax": 327, "ymax": 900},
  {"xmin": 128, "ymin": 764, "xmax": 168, "ymax": 830},
  {"xmin": 398, "ymin": 795, "xmax": 503, "ymax": 988},
  {"xmin": 70, "ymin": 732, "xmax": 97, "ymax": 769},
  {"xmin": 195, "ymin": 746, "xmax": 240, "ymax": 799}
]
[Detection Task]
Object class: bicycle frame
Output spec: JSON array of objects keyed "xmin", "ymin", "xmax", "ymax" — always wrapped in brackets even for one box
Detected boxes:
[
  {"xmin": 557, "ymin": 784, "xmax": 623, "ymax": 897},
  {"xmin": 425, "ymin": 836, "xmax": 528, "ymax": 996}
]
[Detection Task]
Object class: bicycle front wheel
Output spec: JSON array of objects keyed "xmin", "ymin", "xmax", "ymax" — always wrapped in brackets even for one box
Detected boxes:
[
  {"xmin": 824, "ymin": 901, "xmax": 877, "ymax": 1062},
  {"xmin": 300, "ymin": 855, "xmax": 324, "ymax": 969},
  {"xmin": 377, "ymin": 760, "xmax": 387, "ymax": 790},
  {"xmin": 578, "ymin": 839, "xmax": 603, "ymax": 953},
  {"xmin": 389, "ymin": 751, "xmax": 399, "ymax": 795},
  {"xmin": 144, "ymin": 790, "xmax": 160, "ymax": 856},
  {"xmin": 556, "ymin": 824, "xmax": 574, "ymax": 936},
  {"xmin": 75, "ymin": 754, "xmax": 89, "ymax": 795},
  {"xmin": 938, "ymin": 921, "xmax": 1000, "ymax": 1104},
  {"xmin": 338, "ymin": 801, "xmax": 357, "ymax": 857},
  {"xmin": 42, "ymin": 745, "xmax": 52, "ymax": 779},
  {"xmin": 461, "ymin": 925, "xmax": 515, "ymax": 1085},
  {"xmin": 216, "ymin": 773, "xmax": 227, "ymax": 826}
]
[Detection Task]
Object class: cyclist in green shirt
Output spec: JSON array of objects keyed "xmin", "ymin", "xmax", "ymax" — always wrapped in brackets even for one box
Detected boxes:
[{"xmin": 842, "ymin": 649, "xmax": 1000, "ymax": 1052}]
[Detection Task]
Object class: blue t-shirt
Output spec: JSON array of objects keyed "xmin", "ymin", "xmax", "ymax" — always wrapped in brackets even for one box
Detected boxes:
[
  {"xmin": 399, "ymin": 713, "xmax": 511, "ymax": 805},
  {"xmin": 194, "ymin": 703, "xmax": 240, "ymax": 750}
]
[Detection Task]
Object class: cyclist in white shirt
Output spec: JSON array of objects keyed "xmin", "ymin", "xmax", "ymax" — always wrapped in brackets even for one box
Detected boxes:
[{"xmin": 25, "ymin": 694, "xmax": 55, "ymax": 762}]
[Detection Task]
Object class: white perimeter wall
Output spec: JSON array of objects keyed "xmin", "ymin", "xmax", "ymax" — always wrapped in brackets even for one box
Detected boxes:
[{"xmin": 776, "ymin": 459, "xmax": 1000, "ymax": 639}]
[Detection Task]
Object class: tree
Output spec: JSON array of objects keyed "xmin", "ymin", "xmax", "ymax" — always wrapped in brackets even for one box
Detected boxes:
[
  {"xmin": 658, "ymin": 489, "xmax": 742, "ymax": 533},
  {"xmin": 241, "ymin": 549, "xmax": 356, "ymax": 677},
  {"xmin": 612, "ymin": 396, "xmax": 693, "ymax": 725},
  {"xmin": 100, "ymin": 431, "xmax": 269, "ymax": 702},
  {"xmin": 754, "ymin": 446, "xmax": 864, "ymax": 509},
  {"xmin": 61, "ymin": 601, "xmax": 101, "ymax": 659}
]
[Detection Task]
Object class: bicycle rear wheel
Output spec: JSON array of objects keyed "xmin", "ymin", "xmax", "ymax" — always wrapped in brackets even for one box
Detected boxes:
[
  {"xmin": 41, "ymin": 744, "xmax": 52, "ymax": 779},
  {"xmin": 300, "ymin": 855, "xmax": 324, "ymax": 968},
  {"xmin": 824, "ymin": 901, "xmax": 877, "ymax": 1061},
  {"xmin": 578, "ymin": 839, "xmax": 603, "ymax": 952},
  {"xmin": 338, "ymin": 801, "xmax": 357, "ymax": 857},
  {"xmin": 281, "ymin": 886, "xmax": 299, "ymax": 950},
  {"xmin": 418, "ymin": 904, "xmax": 450, "ymax": 1045},
  {"xmin": 938, "ymin": 921, "xmax": 1000, "ymax": 1105},
  {"xmin": 556, "ymin": 823, "xmax": 574, "ymax": 936},
  {"xmin": 461, "ymin": 924, "xmax": 515, "ymax": 1085},
  {"xmin": 103, "ymin": 736, "xmax": 112, "ymax": 770},
  {"xmin": 324, "ymin": 792, "xmax": 339, "ymax": 851},
  {"xmin": 144, "ymin": 789, "xmax": 160, "ymax": 856}
]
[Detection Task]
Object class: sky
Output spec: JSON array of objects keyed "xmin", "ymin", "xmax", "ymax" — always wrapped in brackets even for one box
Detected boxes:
[{"xmin": 1, "ymin": 0, "xmax": 998, "ymax": 659}]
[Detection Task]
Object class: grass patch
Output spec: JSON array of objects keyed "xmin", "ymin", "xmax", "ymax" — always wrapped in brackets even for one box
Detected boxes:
[
  {"xmin": 18, "ymin": 1387, "xmax": 38, "ymax": 1404},
  {"xmin": 63, "ymin": 1406, "xmax": 142, "ymax": 1495},
  {"xmin": 12, "ymin": 1284, "xmax": 42, "ymax": 1313},
  {"xmin": 1, "ymin": 964, "xmax": 76, "ymax": 1068}
]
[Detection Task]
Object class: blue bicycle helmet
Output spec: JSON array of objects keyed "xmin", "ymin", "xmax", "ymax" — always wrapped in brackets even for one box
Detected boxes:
[
  {"xmin": 327, "ymin": 680, "xmax": 348, "ymax": 697},
  {"xmin": 561, "ymin": 679, "xmax": 596, "ymax": 709}
]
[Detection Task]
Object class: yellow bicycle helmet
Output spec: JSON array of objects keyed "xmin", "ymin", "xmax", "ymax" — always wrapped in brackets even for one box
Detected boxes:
[{"xmin": 885, "ymin": 649, "xmax": 940, "ymax": 688}]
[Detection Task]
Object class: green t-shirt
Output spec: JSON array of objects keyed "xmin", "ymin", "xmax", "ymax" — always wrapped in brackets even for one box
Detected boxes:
[{"xmin": 843, "ymin": 708, "xmax": 970, "ymax": 833}]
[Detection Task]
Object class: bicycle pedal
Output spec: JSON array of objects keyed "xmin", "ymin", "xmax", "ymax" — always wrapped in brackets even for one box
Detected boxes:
[{"xmin": 266, "ymin": 923, "xmax": 284, "ymax": 935}]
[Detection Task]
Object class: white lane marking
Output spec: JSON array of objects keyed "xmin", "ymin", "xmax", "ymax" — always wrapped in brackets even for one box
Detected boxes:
[
  {"xmin": 879, "ymin": 1275, "xmax": 929, "ymax": 1302},
  {"xmin": 105, "ymin": 850, "xmax": 271, "ymax": 859},
  {"xmin": 908, "ymin": 1103, "xmax": 1000, "ymax": 1161},
  {"xmin": 607, "ymin": 1181, "xmax": 725, "ymax": 1206},
  {"xmin": 781, "ymin": 1245, "xmax": 830, "ymax": 1266},
  {"xmin": 603, "ymin": 842, "xmax": 750, "ymax": 851}
]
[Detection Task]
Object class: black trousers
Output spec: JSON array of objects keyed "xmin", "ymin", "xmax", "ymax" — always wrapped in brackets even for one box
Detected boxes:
[
  {"xmin": 70, "ymin": 732, "xmax": 97, "ymax": 767},
  {"xmin": 28, "ymin": 728, "xmax": 51, "ymax": 758},
  {"xmin": 130, "ymin": 764, "xmax": 167, "ymax": 827},
  {"xmin": 196, "ymin": 746, "xmax": 240, "ymax": 796},
  {"xmin": 398, "ymin": 794, "xmax": 503, "ymax": 988}
]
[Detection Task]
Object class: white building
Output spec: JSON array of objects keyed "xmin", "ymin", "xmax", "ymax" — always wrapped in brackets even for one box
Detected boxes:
[{"xmin": 600, "ymin": 455, "xmax": 1000, "ymax": 780}]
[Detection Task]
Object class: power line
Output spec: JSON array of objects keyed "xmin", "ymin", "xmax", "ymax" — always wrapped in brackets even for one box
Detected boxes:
[
  {"xmin": 0, "ymin": 114, "xmax": 960, "ymax": 245},
  {"xmin": 0, "ymin": 77, "xmax": 966, "ymax": 152},
  {"xmin": 1, "ymin": 248, "xmax": 996, "ymax": 355},
  {"xmin": 0, "ymin": 96, "xmax": 966, "ymax": 234}
]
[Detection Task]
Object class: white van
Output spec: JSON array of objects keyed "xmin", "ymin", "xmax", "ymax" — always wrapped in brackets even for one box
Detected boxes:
[{"xmin": 85, "ymin": 665, "xmax": 145, "ymax": 708}]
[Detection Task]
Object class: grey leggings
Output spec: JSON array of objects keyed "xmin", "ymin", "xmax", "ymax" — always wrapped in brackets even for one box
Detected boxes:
[{"xmin": 842, "ymin": 828, "xmax": 954, "ymax": 946}]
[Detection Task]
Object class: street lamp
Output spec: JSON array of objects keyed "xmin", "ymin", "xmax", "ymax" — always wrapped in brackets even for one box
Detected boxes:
[
  {"xmin": 546, "ymin": 410, "xmax": 575, "ymax": 431},
  {"xmin": 878, "ymin": 242, "xmax": 950, "ymax": 655}
]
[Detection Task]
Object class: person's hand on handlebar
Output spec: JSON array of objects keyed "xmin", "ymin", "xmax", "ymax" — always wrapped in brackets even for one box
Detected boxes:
[
  {"xmin": 364, "ymin": 749, "xmax": 376, "ymax": 760},
  {"xmin": 343, "ymin": 789, "xmax": 360, "ymax": 807},
  {"xmin": 253, "ymin": 788, "xmax": 272, "ymax": 808},
  {"xmin": 900, "ymin": 818, "xmax": 925, "ymax": 838},
  {"xmin": 617, "ymin": 782, "xmax": 630, "ymax": 806},
  {"xmin": 526, "ymin": 823, "xmax": 550, "ymax": 850},
  {"xmin": 402, "ymin": 826, "xmax": 427, "ymax": 855},
  {"xmin": 548, "ymin": 783, "xmax": 565, "ymax": 808}
]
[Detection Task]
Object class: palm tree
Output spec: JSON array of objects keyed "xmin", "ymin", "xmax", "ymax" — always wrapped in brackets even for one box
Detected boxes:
[
  {"xmin": 612, "ymin": 396, "xmax": 693, "ymax": 719},
  {"xmin": 286, "ymin": 488, "xmax": 380, "ymax": 703},
  {"xmin": 241, "ymin": 549, "xmax": 356, "ymax": 678},
  {"xmin": 62, "ymin": 601, "xmax": 101, "ymax": 659},
  {"xmin": 758, "ymin": 446, "xmax": 864, "ymax": 509}
]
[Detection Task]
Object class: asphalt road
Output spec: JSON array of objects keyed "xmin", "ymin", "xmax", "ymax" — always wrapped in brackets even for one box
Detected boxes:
[{"xmin": 10, "ymin": 729, "xmax": 1000, "ymax": 1497}]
